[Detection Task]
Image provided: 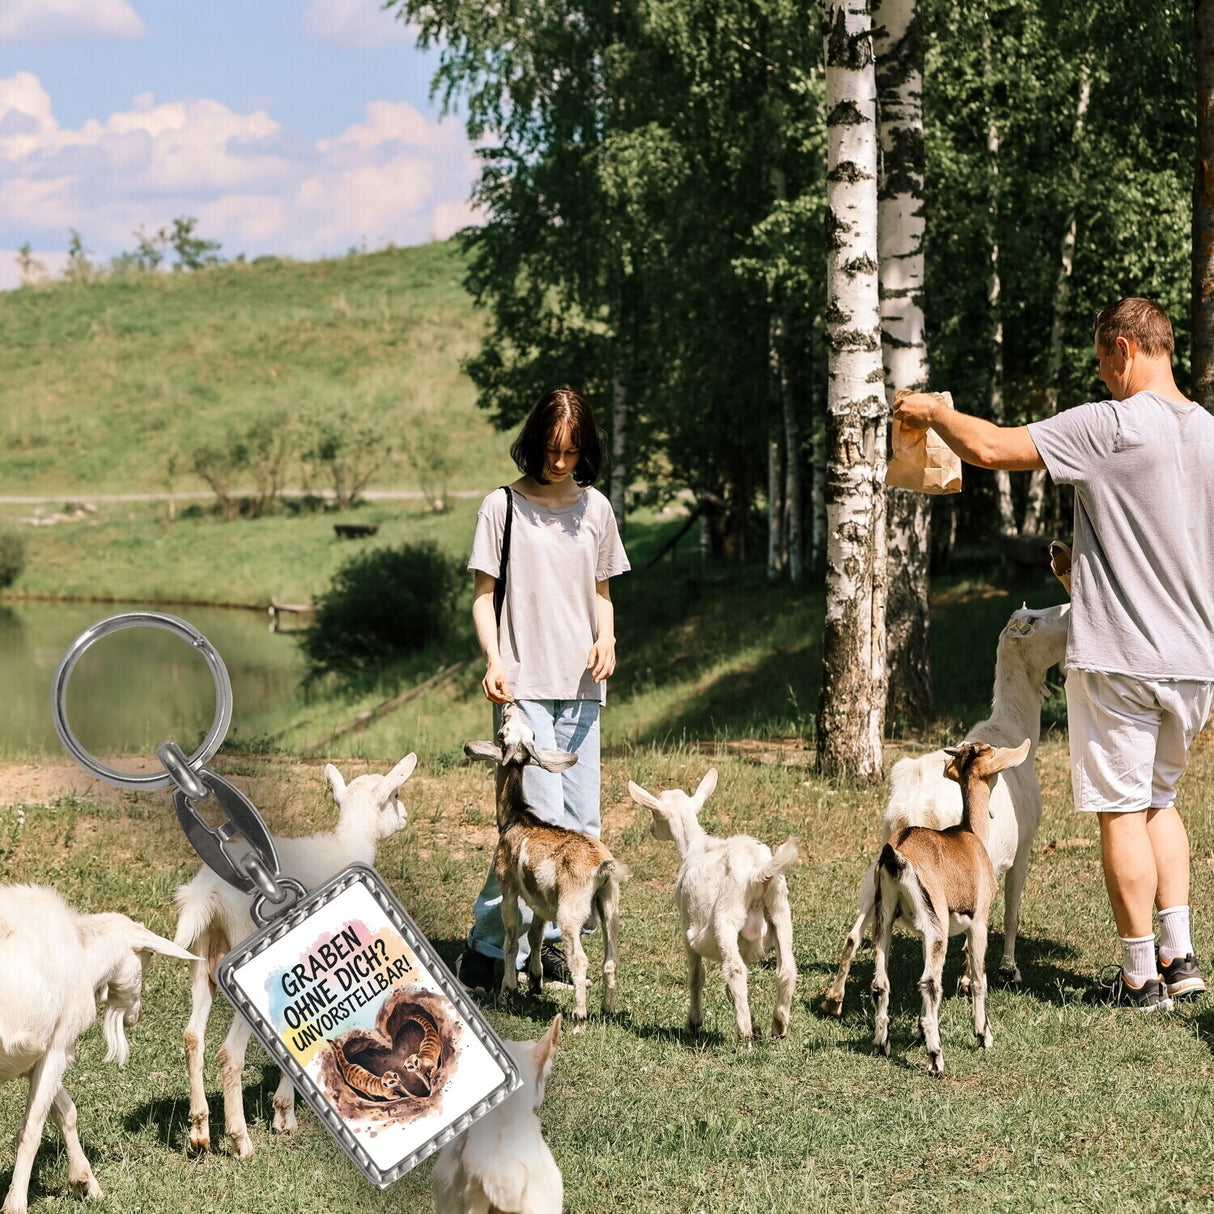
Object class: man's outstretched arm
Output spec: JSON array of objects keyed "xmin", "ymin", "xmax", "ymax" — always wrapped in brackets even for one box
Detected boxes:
[{"xmin": 894, "ymin": 392, "xmax": 1046, "ymax": 471}]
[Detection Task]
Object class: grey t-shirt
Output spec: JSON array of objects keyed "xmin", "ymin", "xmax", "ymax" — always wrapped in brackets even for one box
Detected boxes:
[
  {"xmin": 1028, "ymin": 390, "xmax": 1214, "ymax": 679},
  {"xmin": 468, "ymin": 485, "xmax": 630, "ymax": 702}
]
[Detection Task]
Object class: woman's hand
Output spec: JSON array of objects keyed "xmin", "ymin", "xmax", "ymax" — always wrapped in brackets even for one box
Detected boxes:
[
  {"xmin": 482, "ymin": 659, "xmax": 512, "ymax": 703},
  {"xmin": 587, "ymin": 636, "xmax": 616, "ymax": 683}
]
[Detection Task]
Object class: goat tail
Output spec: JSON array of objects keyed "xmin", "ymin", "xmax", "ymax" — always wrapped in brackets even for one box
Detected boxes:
[
  {"xmin": 758, "ymin": 838, "xmax": 800, "ymax": 884},
  {"xmin": 597, "ymin": 858, "xmax": 631, "ymax": 886},
  {"xmin": 173, "ymin": 888, "xmax": 230, "ymax": 987}
]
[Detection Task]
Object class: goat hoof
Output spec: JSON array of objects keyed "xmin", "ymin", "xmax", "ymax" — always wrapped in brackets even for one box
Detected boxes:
[
  {"xmin": 228, "ymin": 1132, "xmax": 255, "ymax": 1160},
  {"xmin": 188, "ymin": 1134, "xmax": 210, "ymax": 1154},
  {"xmin": 873, "ymin": 1040, "xmax": 891, "ymax": 1059},
  {"xmin": 736, "ymin": 1037, "xmax": 754, "ymax": 1053},
  {"xmin": 928, "ymin": 1055, "xmax": 944, "ymax": 1078},
  {"xmin": 273, "ymin": 1108, "xmax": 297, "ymax": 1134},
  {"xmin": 70, "ymin": 1171, "xmax": 102, "ymax": 1199},
  {"xmin": 997, "ymin": 964, "xmax": 1021, "ymax": 988},
  {"xmin": 821, "ymin": 995, "xmax": 843, "ymax": 1018}
]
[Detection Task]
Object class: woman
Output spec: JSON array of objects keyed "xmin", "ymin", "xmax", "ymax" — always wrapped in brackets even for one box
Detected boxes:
[{"xmin": 457, "ymin": 388, "xmax": 629, "ymax": 989}]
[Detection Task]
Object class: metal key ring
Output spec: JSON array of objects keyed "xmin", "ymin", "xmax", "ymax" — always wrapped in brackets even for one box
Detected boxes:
[{"xmin": 51, "ymin": 611, "xmax": 233, "ymax": 791}]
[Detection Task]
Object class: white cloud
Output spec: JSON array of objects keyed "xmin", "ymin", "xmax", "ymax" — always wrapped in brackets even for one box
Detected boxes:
[
  {"xmin": 0, "ymin": 73, "xmax": 482, "ymax": 279},
  {"xmin": 301, "ymin": 0, "xmax": 417, "ymax": 48},
  {"xmin": 0, "ymin": 0, "xmax": 145, "ymax": 43}
]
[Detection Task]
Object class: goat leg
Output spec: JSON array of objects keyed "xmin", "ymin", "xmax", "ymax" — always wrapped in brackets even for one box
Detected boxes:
[
  {"xmin": 271, "ymin": 1073, "xmax": 297, "ymax": 1134},
  {"xmin": 183, "ymin": 955, "xmax": 214, "ymax": 1152},
  {"xmin": 920, "ymin": 933, "xmax": 947, "ymax": 1078},
  {"xmin": 768, "ymin": 891, "xmax": 797, "ymax": 1039},
  {"xmin": 525, "ymin": 916, "xmax": 546, "ymax": 992},
  {"xmin": 720, "ymin": 944, "xmax": 754, "ymax": 1049},
  {"xmin": 871, "ymin": 890, "xmax": 894, "ymax": 1059},
  {"xmin": 498, "ymin": 886, "xmax": 522, "ymax": 998},
  {"xmin": 685, "ymin": 947, "xmax": 705, "ymax": 1035},
  {"xmin": 968, "ymin": 919, "xmax": 995, "ymax": 1050},
  {"xmin": 997, "ymin": 847, "xmax": 1030, "ymax": 987},
  {"xmin": 51, "ymin": 1085, "xmax": 101, "ymax": 1200},
  {"xmin": 217, "ymin": 1016, "xmax": 255, "ymax": 1159},
  {"xmin": 4, "ymin": 1052, "xmax": 68, "ymax": 1214},
  {"xmin": 598, "ymin": 885, "xmax": 621, "ymax": 1017},
  {"xmin": 822, "ymin": 865, "xmax": 875, "ymax": 1017}
]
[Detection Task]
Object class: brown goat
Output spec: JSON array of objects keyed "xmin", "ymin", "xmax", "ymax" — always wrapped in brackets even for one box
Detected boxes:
[
  {"xmin": 464, "ymin": 703, "xmax": 627, "ymax": 1021},
  {"xmin": 870, "ymin": 739, "xmax": 1030, "ymax": 1077}
]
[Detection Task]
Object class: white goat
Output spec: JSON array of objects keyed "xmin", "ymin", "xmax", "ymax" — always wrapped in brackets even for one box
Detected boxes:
[
  {"xmin": 464, "ymin": 703, "xmax": 627, "ymax": 1022},
  {"xmin": 627, "ymin": 768, "xmax": 799, "ymax": 1047},
  {"xmin": 432, "ymin": 1014, "xmax": 562, "ymax": 1214},
  {"xmin": 822, "ymin": 602, "xmax": 1068, "ymax": 1016},
  {"xmin": 173, "ymin": 753, "xmax": 415, "ymax": 1158},
  {"xmin": 0, "ymin": 884, "xmax": 195, "ymax": 1214},
  {"xmin": 871, "ymin": 739, "xmax": 1030, "ymax": 1076}
]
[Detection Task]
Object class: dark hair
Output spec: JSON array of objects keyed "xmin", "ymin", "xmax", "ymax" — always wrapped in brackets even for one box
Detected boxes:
[
  {"xmin": 1092, "ymin": 297, "xmax": 1174, "ymax": 358},
  {"xmin": 510, "ymin": 388, "xmax": 604, "ymax": 486}
]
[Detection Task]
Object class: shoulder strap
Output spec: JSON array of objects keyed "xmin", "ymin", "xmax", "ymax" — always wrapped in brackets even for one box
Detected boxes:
[{"xmin": 493, "ymin": 485, "xmax": 513, "ymax": 627}]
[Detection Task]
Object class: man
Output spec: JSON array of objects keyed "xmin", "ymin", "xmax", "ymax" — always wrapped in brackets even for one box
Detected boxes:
[{"xmin": 895, "ymin": 297, "xmax": 1214, "ymax": 1010}]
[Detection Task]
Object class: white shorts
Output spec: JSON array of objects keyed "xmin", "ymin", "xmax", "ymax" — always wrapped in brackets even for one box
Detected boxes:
[{"xmin": 1065, "ymin": 669, "xmax": 1214, "ymax": 813}]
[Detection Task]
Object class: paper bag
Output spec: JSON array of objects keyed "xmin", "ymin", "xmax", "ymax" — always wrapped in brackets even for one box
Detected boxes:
[{"xmin": 886, "ymin": 390, "xmax": 963, "ymax": 495}]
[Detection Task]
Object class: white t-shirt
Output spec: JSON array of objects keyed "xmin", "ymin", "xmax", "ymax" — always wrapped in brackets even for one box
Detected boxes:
[
  {"xmin": 468, "ymin": 485, "xmax": 630, "ymax": 702},
  {"xmin": 1028, "ymin": 391, "xmax": 1214, "ymax": 679}
]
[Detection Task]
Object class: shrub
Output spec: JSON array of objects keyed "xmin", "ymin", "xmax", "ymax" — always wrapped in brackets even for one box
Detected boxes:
[
  {"xmin": 301, "ymin": 541, "xmax": 462, "ymax": 681},
  {"xmin": 0, "ymin": 530, "xmax": 26, "ymax": 589}
]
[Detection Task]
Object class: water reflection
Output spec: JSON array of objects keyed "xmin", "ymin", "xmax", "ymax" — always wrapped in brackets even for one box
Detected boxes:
[{"xmin": 1, "ymin": 602, "xmax": 307, "ymax": 758}]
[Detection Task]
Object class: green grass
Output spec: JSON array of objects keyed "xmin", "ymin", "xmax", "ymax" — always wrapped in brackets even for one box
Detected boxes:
[
  {"xmin": 0, "ymin": 242, "xmax": 513, "ymax": 498},
  {"xmin": 3, "ymin": 734, "xmax": 1214, "ymax": 1212}
]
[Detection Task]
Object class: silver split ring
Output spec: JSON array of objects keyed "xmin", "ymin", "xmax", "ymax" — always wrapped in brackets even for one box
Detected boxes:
[{"xmin": 51, "ymin": 611, "xmax": 233, "ymax": 791}]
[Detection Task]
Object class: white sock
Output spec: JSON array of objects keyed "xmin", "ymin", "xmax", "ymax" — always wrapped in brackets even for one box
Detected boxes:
[
  {"xmin": 1158, "ymin": 905, "xmax": 1193, "ymax": 964},
  {"xmin": 1120, "ymin": 934, "xmax": 1157, "ymax": 986}
]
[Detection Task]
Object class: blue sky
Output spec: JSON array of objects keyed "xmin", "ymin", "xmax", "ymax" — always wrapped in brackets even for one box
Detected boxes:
[{"xmin": 0, "ymin": 0, "xmax": 478, "ymax": 288}]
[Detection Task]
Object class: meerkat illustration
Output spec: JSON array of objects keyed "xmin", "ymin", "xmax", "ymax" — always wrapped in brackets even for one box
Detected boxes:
[
  {"xmin": 400, "ymin": 1011, "xmax": 442, "ymax": 1095},
  {"xmin": 331, "ymin": 1039, "xmax": 403, "ymax": 1101}
]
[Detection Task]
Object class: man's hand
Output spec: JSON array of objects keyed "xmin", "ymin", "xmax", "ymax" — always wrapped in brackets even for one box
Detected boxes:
[{"xmin": 893, "ymin": 392, "xmax": 941, "ymax": 431}]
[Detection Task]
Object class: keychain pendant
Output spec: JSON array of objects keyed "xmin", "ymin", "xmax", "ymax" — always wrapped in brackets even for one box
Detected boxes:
[{"xmin": 219, "ymin": 862, "xmax": 519, "ymax": 1187}]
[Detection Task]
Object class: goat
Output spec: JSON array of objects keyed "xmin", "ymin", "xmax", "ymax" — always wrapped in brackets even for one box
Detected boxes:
[
  {"xmin": 432, "ymin": 1014, "xmax": 562, "ymax": 1214},
  {"xmin": 464, "ymin": 703, "xmax": 626, "ymax": 1022},
  {"xmin": 823, "ymin": 602, "xmax": 1068, "ymax": 1016},
  {"xmin": 0, "ymin": 884, "xmax": 195, "ymax": 1214},
  {"xmin": 627, "ymin": 767, "xmax": 799, "ymax": 1048},
  {"xmin": 173, "ymin": 753, "xmax": 415, "ymax": 1158},
  {"xmin": 871, "ymin": 739, "xmax": 1031, "ymax": 1076}
]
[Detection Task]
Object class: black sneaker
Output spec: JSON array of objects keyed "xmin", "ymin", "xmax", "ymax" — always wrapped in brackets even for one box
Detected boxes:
[
  {"xmin": 455, "ymin": 948, "xmax": 497, "ymax": 991},
  {"xmin": 539, "ymin": 943, "xmax": 573, "ymax": 987},
  {"xmin": 1086, "ymin": 966, "xmax": 1173, "ymax": 1011},
  {"xmin": 1160, "ymin": 953, "xmax": 1207, "ymax": 1000}
]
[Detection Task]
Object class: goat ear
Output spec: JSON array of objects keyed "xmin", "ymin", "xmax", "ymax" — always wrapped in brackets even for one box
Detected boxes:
[
  {"xmin": 627, "ymin": 780, "xmax": 662, "ymax": 811},
  {"xmin": 464, "ymin": 740, "xmax": 502, "ymax": 764},
  {"xmin": 325, "ymin": 763, "xmax": 347, "ymax": 800},
  {"xmin": 693, "ymin": 767, "xmax": 718, "ymax": 806},
  {"xmin": 531, "ymin": 746, "xmax": 578, "ymax": 774},
  {"xmin": 997, "ymin": 738, "xmax": 1033, "ymax": 771},
  {"xmin": 130, "ymin": 926, "xmax": 199, "ymax": 962},
  {"xmin": 375, "ymin": 753, "xmax": 417, "ymax": 801},
  {"xmin": 531, "ymin": 1014, "xmax": 561, "ymax": 1108}
]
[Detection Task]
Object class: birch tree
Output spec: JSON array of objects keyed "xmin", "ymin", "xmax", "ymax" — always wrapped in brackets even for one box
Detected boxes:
[
  {"xmin": 817, "ymin": 0, "xmax": 887, "ymax": 779},
  {"xmin": 874, "ymin": 0, "xmax": 931, "ymax": 726}
]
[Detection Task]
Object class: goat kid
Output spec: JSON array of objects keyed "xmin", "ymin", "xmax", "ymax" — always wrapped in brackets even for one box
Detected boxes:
[
  {"xmin": 823, "ymin": 602, "xmax": 1068, "ymax": 1016},
  {"xmin": 627, "ymin": 768, "xmax": 799, "ymax": 1048},
  {"xmin": 464, "ymin": 703, "xmax": 626, "ymax": 1022},
  {"xmin": 871, "ymin": 739, "xmax": 1030, "ymax": 1077},
  {"xmin": 0, "ymin": 884, "xmax": 195, "ymax": 1214},
  {"xmin": 432, "ymin": 1014, "xmax": 562, "ymax": 1214},
  {"xmin": 174, "ymin": 753, "xmax": 415, "ymax": 1158}
]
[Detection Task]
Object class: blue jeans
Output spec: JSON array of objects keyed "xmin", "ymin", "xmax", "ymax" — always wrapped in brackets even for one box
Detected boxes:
[{"xmin": 467, "ymin": 698, "xmax": 601, "ymax": 965}]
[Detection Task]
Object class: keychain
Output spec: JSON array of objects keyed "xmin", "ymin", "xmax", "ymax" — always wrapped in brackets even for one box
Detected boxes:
[{"xmin": 51, "ymin": 611, "xmax": 520, "ymax": 1187}]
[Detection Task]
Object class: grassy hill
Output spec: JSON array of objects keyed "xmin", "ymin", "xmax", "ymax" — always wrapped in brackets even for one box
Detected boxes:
[{"xmin": 0, "ymin": 241, "xmax": 511, "ymax": 497}]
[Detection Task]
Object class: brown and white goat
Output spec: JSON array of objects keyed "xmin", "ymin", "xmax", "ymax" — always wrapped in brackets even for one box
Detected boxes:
[
  {"xmin": 870, "ymin": 739, "xmax": 1030, "ymax": 1078},
  {"xmin": 464, "ymin": 703, "xmax": 626, "ymax": 1021}
]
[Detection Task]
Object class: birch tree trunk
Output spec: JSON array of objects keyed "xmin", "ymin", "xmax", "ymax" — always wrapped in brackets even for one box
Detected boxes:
[
  {"xmin": 1023, "ymin": 66, "xmax": 1090, "ymax": 533},
  {"xmin": 874, "ymin": 0, "xmax": 931, "ymax": 727},
  {"xmin": 985, "ymin": 31, "xmax": 1016, "ymax": 536},
  {"xmin": 1194, "ymin": 0, "xmax": 1214, "ymax": 411},
  {"xmin": 816, "ymin": 0, "xmax": 887, "ymax": 780}
]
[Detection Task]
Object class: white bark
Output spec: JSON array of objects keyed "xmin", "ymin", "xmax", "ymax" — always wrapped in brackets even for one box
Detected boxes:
[
  {"xmin": 818, "ymin": 0, "xmax": 887, "ymax": 779},
  {"xmin": 875, "ymin": 0, "xmax": 932, "ymax": 726}
]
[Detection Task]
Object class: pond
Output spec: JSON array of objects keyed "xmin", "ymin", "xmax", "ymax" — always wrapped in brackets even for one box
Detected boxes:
[{"xmin": 0, "ymin": 601, "xmax": 309, "ymax": 762}]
